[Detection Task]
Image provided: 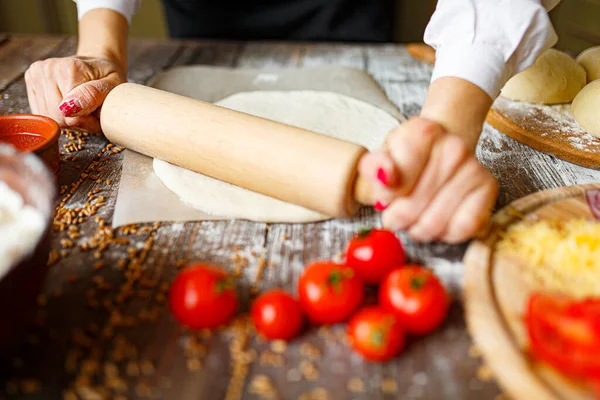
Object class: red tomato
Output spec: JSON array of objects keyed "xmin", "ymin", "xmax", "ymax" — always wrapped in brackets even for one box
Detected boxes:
[
  {"xmin": 590, "ymin": 378, "xmax": 600, "ymax": 399},
  {"xmin": 169, "ymin": 263, "xmax": 238, "ymax": 330},
  {"xmin": 345, "ymin": 228, "xmax": 406, "ymax": 284},
  {"xmin": 347, "ymin": 306, "xmax": 406, "ymax": 362},
  {"xmin": 251, "ymin": 289, "xmax": 304, "ymax": 340},
  {"xmin": 298, "ymin": 261, "xmax": 364, "ymax": 325},
  {"xmin": 526, "ymin": 293, "xmax": 600, "ymax": 380},
  {"xmin": 379, "ymin": 266, "xmax": 450, "ymax": 335}
]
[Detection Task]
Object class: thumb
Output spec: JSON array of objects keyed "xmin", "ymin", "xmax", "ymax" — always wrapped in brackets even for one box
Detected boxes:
[{"xmin": 58, "ymin": 75, "xmax": 120, "ymax": 118}]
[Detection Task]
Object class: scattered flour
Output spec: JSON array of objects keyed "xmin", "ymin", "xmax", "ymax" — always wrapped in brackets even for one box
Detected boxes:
[
  {"xmin": 495, "ymin": 97, "xmax": 599, "ymax": 152},
  {"xmin": 0, "ymin": 182, "xmax": 46, "ymax": 279},
  {"xmin": 252, "ymin": 74, "xmax": 279, "ymax": 84}
]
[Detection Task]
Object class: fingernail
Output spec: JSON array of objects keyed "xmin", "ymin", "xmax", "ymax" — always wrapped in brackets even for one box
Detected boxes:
[
  {"xmin": 59, "ymin": 99, "xmax": 81, "ymax": 117},
  {"xmin": 374, "ymin": 201, "xmax": 388, "ymax": 211},
  {"xmin": 376, "ymin": 167, "xmax": 388, "ymax": 186}
]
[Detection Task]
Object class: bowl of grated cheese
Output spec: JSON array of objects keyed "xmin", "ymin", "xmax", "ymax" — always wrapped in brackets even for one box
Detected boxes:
[{"xmin": 0, "ymin": 144, "xmax": 55, "ymax": 350}]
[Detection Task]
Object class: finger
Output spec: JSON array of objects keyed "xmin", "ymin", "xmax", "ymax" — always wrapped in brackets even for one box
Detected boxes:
[
  {"xmin": 406, "ymin": 158, "xmax": 488, "ymax": 242},
  {"xmin": 40, "ymin": 79, "xmax": 66, "ymax": 126},
  {"xmin": 59, "ymin": 74, "xmax": 120, "ymax": 118},
  {"xmin": 25, "ymin": 76, "xmax": 40, "ymax": 114},
  {"xmin": 359, "ymin": 148, "xmax": 400, "ymax": 188},
  {"xmin": 25, "ymin": 64, "xmax": 43, "ymax": 114},
  {"xmin": 64, "ymin": 115, "xmax": 102, "ymax": 133},
  {"xmin": 358, "ymin": 151, "xmax": 399, "ymax": 210},
  {"xmin": 442, "ymin": 178, "xmax": 498, "ymax": 244},
  {"xmin": 381, "ymin": 134, "xmax": 469, "ymax": 230},
  {"xmin": 385, "ymin": 117, "xmax": 445, "ymax": 196}
]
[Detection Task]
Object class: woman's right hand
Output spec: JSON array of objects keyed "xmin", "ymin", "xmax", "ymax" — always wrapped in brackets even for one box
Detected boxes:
[{"xmin": 25, "ymin": 56, "xmax": 125, "ymax": 133}]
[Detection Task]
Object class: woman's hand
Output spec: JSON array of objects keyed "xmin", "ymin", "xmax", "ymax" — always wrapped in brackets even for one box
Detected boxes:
[
  {"xmin": 360, "ymin": 117, "xmax": 498, "ymax": 244},
  {"xmin": 25, "ymin": 56, "xmax": 125, "ymax": 133}
]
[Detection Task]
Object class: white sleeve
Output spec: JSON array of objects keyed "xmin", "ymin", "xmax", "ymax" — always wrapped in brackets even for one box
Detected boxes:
[
  {"xmin": 74, "ymin": 0, "xmax": 141, "ymax": 24},
  {"xmin": 424, "ymin": 0, "xmax": 561, "ymax": 99}
]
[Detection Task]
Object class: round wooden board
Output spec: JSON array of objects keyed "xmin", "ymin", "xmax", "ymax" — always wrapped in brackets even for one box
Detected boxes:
[
  {"xmin": 463, "ymin": 184, "xmax": 600, "ymax": 400},
  {"xmin": 406, "ymin": 43, "xmax": 435, "ymax": 65},
  {"xmin": 487, "ymin": 98, "xmax": 600, "ymax": 169}
]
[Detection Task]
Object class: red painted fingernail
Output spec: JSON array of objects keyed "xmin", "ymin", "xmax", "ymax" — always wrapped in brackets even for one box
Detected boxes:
[
  {"xmin": 59, "ymin": 99, "xmax": 81, "ymax": 117},
  {"xmin": 374, "ymin": 201, "xmax": 388, "ymax": 211},
  {"xmin": 377, "ymin": 167, "xmax": 388, "ymax": 186}
]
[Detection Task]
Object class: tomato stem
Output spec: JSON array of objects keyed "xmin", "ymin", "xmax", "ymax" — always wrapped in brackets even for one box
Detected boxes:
[
  {"xmin": 216, "ymin": 277, "xmax": 235, "ymax": 293},
  {"xmin": 356, "ymin": 227, "xmax": 373, "ymax": 239},
  {"xmin": 370, "ymin": 329, "xmax": 385, "ymax": 348},
  {"xmin": 410, "ymin": 275, "xmax": 427, "ymax": 290}
]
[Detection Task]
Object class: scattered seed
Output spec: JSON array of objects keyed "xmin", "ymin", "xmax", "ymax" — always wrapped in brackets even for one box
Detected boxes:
[
  {"xmin": 299, "ymin": 360, "xmax": 319, "ymax": 381},
  {"xmin": 347, "ymin": 378, "xmax": 365, "ymax": 393},
  {"xmin": 48, "ymin": 250, "xmax": 60, "ymax": 266},
  {"xmin": 477, "ymin": 364, "xmax": 494, "ymax": 382},
  {"xmin": 141, "ymin": 360, "xmax": 155, "ymax": 376},
  {"xmin": 270, "ymin": 340, "xmax": 287, "ymax": 354},
  {"xmin": 381, "ymin": 378, "xmax": 398, "ymax": 393},
  {"xmin": 187, "ymin": 358, "xmax": 202, "ymax": 371},
  {"xmin": 126, "ymin": 361, "xmax": 140, "ymax": 377},
  {"xmin": 249, "ymin": 374, "xmax": 278, "ymax": 399},
  {"xmin": 20, "ymin": 379, "xmax": 41, "ymax": 394},
  {"xmin": 468, "ymin": 344, "xmax": 482, "ymax": 358},
  {"xmin": 259, "ymin": 350, "xmax": 284, "ymax": 367},
  {"xmin": 299, "ymin": 343, "xmax": 321, "ymax": 360}
]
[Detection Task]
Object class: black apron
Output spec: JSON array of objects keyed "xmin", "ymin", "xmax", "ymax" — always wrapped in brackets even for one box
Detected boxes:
[{"xmin": 162, "ymin": 0, "xmax": 394, "ymax": 42}]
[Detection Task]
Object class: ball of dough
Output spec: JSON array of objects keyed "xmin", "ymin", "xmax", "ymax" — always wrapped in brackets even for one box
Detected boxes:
[
  {"xmin": 576, "ymin": 46, "xmax": 600, "ymax": 82},
  {"xmin": 501, "ymin": 49, "xmax": 587, "ymax": 104},
  {"xmin": 572, "ymin": 79, "xmax": 600, "ymax": 138}
]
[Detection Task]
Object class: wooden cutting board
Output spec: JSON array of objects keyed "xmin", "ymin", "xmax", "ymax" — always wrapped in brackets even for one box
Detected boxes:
[
  {"xmin": 463, "ymin": 184, "xmax": 600, "ymax": 400},
  {"xmin": 406, "ymin": 43, "xmax": 600, "ymax": 169},
  {"xmin": 487, "ymin": 98, "xmax": 600, "ymax": 169}
]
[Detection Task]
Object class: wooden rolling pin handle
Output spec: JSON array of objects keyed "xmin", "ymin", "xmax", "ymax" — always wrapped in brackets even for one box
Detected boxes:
[
  {"xmin": 353, "ymin": 174, "xmax": 374, "ymax": 207},
  {"xmin": 101, "ymin": 83, "xmax": 376, "ymax": 219}
]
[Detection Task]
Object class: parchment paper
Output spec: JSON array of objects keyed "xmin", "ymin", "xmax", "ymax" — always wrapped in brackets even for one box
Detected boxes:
[{"xmin": 112, "ymin": 66, "xmax": 404, "ymax": 228}]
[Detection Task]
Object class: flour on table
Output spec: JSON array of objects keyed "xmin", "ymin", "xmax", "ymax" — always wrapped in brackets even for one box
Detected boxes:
[
  {"xmin": 252, "ymin": 74, "xmax": 279, "ymax": 84},
  {"xmin": 153, "ymin": 90, "xmax": 400, "ymax": 222},
  {"xmin": 0, "ymin": 182, "xmax": 46, "ymax": 279}
]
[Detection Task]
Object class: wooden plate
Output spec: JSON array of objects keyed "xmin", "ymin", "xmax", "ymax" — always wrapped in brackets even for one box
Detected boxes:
[
  {"xmin": 487, "ymin": 98, "xmax": 600, "ymax": 169},
  {"xmin": 463, "ymin": 184, "xmax": 600, "ymax": 400},
  {"xmin": 406, "ymin": 43, "xmax": 435, "ymax": 65}
]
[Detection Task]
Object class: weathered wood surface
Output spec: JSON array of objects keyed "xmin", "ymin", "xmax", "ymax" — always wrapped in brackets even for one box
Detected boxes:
[{"xmin": 1, "ymin": 36, "xmax": 599, "ymax": 400}]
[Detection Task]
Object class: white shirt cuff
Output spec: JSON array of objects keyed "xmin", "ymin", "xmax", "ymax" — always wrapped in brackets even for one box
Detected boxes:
[
  {"xmin": 431, "ymin": 44, "xmax": 511, "ymax": 100},
  {"xmin": 76, "ymin": 0, "xmax": 138, "ymax": 24}
]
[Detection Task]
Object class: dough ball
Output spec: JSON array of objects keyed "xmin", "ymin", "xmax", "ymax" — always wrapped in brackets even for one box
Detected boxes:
[
  {"xmin": 501, "ymin": 49, "xmax": 587, "ymax": 104},
  {"xmin": 572, "ymin": 79, "xmax": 600, "ymax": 138},
  {"xmin": 576, "ymin": 46, "xmax": 600, "ymax": 82}
]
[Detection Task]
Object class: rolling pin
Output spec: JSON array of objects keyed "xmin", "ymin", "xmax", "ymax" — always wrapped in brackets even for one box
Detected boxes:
[{"xmin": 100, "ymin": 83, "xmax": 375, "ymax": 218}]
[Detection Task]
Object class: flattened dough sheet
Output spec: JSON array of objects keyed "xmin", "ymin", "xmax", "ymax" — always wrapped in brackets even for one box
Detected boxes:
[{"xmin": 111, "ymin": 66, "xmax": 405, "ymax": 227}]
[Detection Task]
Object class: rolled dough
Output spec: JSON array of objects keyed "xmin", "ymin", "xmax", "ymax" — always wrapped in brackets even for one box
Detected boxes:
[{"xmin": 153, "ymin": 90, "xmax": 400, "ymax": 222}]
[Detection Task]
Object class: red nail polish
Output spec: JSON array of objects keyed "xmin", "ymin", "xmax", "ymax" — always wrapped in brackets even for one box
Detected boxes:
[
  {"xmin": 377, "ymin": 167, "xmax": 388, "ymax": 186},
  {"xmin": 374, "ymin": 201, "xmax": 388, "ymax": 211},
  {"xmin": 59, "ymin": 99, "xmax": 81, "ymax": 117}
]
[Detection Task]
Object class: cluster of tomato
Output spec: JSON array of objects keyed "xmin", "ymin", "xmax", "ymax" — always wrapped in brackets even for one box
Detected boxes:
[
  {"xmin": 168, "ymin": 228, "xmax": 450, "ymax": 362},
  {"xmin": 526, "ymin": 293, "xmax": 600, "ymax": 391}
]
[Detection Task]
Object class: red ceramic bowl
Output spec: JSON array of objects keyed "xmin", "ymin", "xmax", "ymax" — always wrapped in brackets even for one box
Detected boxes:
[{"xmin": 0, "ymin": 114, "xmax": 60, "ymax": 177}]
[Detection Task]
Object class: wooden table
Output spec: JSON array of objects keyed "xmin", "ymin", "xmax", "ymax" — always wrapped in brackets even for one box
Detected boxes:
[{"xmin": 1, "ymin": 35, "xmax": 599, "ymax": 400}]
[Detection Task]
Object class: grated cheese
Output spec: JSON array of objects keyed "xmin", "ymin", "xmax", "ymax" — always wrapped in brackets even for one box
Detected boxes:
[{"xmin": 496, "ymin": 218, "xmax": 600, "ymax": 298}]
